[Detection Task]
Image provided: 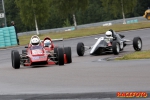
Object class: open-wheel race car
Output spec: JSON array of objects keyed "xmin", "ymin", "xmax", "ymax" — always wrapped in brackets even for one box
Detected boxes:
[
  {"xmin": 77, "ymin": 29, "xmax": 142, "ymax": 56},
  {"xmin": 11, "ymin": 35, "xmax": 72, "ymax": 69}
]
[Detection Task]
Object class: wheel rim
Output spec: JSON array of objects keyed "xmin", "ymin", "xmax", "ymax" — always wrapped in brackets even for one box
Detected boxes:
[
  {"xmin": 137, "ymin": 39, "xmax": 142, "ymax": 49},
  {"xmin": 116, "ymin": 43, "xmax": 120, "ymax": 53},
  {"xmin": 120, "ymin": 42, "xmax": 123, "ymax": 50}
]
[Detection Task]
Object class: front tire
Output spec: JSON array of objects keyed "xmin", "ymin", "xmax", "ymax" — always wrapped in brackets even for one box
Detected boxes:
[
  {"xmin": 112, "ymin": 41, "xmax": 120, "ymax": 55},
  {"xmin": 133, "ymin": 37, "xmax": 142, "ymax": 51},
  {"xmin": 77, "ymin": 42, "xmax": 85, "ymax": 56},
  {"xmin": 64, "ymin": 47, "xmax": 72, "ymax": 63},
  {"xmin": 11, "ymin": 50, "xmax": 17, "ymax": 67},
  {"xmin": 12, "ymin": 50, "xmax": 20, "ymax": 69}
]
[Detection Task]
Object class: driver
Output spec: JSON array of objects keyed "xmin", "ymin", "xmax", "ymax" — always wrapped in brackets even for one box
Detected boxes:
[
  {"xmin": 30, "ymin": 37, "xmax": 41, "ymax": 50},
  {"xmin": 44, "ymin": 39, "xmax": 52, "ymax": 47},
  {"xmin": 105, "ymin": 31, "xmax": 114, "ymax": 45},
  {"xmin": 31, "ymin": 37, "xmax": 40, "ymax": 45},
  {"xmin": 105, "ymin": 31, "xmax": 113, "ymax": 39}
]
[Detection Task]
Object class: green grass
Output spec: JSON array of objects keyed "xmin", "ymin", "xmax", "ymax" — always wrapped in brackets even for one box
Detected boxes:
[
  {"xmin": 116, "ymin": 50, "xmax": 150, "ymax": 60},
  {"xmin": 19, "ymin": 21, "xmax": 150, "ymax": 45}
]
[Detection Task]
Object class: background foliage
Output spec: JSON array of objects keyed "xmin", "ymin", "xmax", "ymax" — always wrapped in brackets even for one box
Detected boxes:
[{"xmin": 3, "ymin": 0, "xmax": 150, "ymax": 33}]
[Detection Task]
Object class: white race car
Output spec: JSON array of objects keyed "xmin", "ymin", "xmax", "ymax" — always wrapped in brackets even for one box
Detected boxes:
[{"xmin": 76, "ymin": 29, "xmax": 142, "ymax": 56}]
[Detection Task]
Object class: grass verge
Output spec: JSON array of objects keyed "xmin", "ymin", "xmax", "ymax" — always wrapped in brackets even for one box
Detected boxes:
[
  {"xmin": 116, "ymin": 50, "xmax": 150, "ymax": 60},
  {"xmin": 19, "ymin": 21, "xmax": 150, "ymax": 45}
]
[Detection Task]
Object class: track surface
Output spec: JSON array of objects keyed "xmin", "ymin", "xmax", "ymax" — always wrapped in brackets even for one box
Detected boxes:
[{"xmin": 0, "ymin": 29, "xmax": 150, "ymax": 99}]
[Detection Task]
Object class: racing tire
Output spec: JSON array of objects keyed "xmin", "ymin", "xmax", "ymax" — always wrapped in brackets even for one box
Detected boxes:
[
  {"xmin": 64, "ymin": 47, "xmax": 72, "ymax": 63},
  {"xmin": 22, "ymin": 50, "xmax": 27, "ymax": 54},
  {"xmin": 77, "ymin": 42, "xmax": 85, "ymax": 56},
  {"xmin": 54, "ymin": 47, "xmax": 58, "ymax": 64},
  {"xmin": 112, "ymin": 41, "xmax": 120, "ymax": 55},
  {"xmin": 54, "ymin": 47, "xmax": 58, "ymax": 55},
  {"xmin": 57, "ymin": 48, "xmax": 64, "ymax": 66},
  {"xmin": 12, "ymin": 50, "xmax": 20, "ymax": 69},
  {"xmin": 11, "ymin": 50, "xmax": 17, "ymax": 67},
  {"xmin": 133, "ymin": 37, "xmax": 142, "ymax": 51}
]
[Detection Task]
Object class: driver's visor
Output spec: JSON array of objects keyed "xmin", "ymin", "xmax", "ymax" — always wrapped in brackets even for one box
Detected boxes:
[
  {"xmin": 106, "ymin": 35, "xmax": 111, "ymax": 37},
  {"xmin": 44, "ymin": 42, "xmax": 51, "ymax": 46}
]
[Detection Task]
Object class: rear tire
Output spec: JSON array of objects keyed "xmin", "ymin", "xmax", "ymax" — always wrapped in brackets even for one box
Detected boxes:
[
  {"xmin": 57, "ymin": 48, "xmax": 64, "ymax": 65},
  {"xmin": 12, "ymin": 50, "xmax": 20, "ymax": 69},
  {"xmin": 64, "ymin": 47, "xmax": 72, "ymax": 63},
  {"xmin": 54, "ymin": 47, "xmax": 58, "ymax": 55},
  {"xmin": 54, "ymin": 47, "xmax": 58, "ymax": 64},
  {"xmin": 133, "ymin": 37, "xmax": 142, "ymax": 51},
  {"xmin": 77, "ymin": 42, "xmax": 85, "ymax": 56},
  {"xmin": 112, "ymin": 41, "xmax": 120, "ymax": 55}
]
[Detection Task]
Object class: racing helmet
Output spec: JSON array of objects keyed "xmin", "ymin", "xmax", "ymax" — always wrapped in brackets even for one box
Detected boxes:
[
  {"xmin": 44, "ymin": 39, "xmax": 51, "ymax": 47},
  {"xmin": 105, "ymin": 31, "xmax": 113, "ymax": 38},
  {"xmin": 31, "ymin": 37, "xmax": 40, "ymax": 45}
]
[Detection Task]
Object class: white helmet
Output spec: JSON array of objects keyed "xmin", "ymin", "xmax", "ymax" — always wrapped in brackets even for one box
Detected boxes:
[
  {"xmin": 31, "ymin": 38, "xmax": 40, "ymax": 45},
  {"xmin": 105, "ymin": 31, "xmax": 112, "ymax": 38},
  {"xmin": 44, "ymin": 39, "xmax": 51, "ymax": 47}
]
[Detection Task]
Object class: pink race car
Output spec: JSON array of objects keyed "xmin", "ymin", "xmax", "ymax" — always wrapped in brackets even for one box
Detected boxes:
[{"xmin": 11, "ymin": 35, "xmax": 72, "ymax": 69}]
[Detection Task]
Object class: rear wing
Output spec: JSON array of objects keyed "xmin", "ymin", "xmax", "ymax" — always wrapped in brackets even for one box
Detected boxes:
[
  {"xmin": 52, "ymin": 38, "xmax": 63, "ymax": 42},
  {"xmin": 40, "ymin": 38, "xmax": 63, "ymax": 42}
]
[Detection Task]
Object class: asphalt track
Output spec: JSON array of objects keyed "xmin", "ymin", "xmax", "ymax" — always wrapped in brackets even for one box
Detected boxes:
[{"xmin": 0, "ymin": 28, "xmax": 150, "ymax": 99}]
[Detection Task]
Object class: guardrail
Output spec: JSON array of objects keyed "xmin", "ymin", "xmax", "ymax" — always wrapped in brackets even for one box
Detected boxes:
[{"xmin": 18, "ymin": 16, "xmax": 148, "ymax": 36}]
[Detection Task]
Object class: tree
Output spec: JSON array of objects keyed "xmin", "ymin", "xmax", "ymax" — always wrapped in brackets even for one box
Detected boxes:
[
  {"xmin": 15, "ymin": 0, "xmax": 51, "ymax": 34},
  {"xmin": 134, "ymin": 0, "xmax": 150, "ymax": 17},
  {"xmin": 52, "ymin": 0, "xmax": 89, "ymax": 29},
  {"xmin": 76, "ymin": 0, "xmax": 105, "ymax": 24},
  {"xmin": 63, "ymin": 18, "xmax": 71, "ymax": 27},
  {"xmin": 5, "ymin": 0, "xmax": 150, "ymax": 33},
  {"xmin": 101, "ymin": 0, "xmax": 137, "ymax": 23}
]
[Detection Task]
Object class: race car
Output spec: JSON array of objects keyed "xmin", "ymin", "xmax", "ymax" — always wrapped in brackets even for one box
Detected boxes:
[
  {"xmin": 11, "ymin": 35, "xmax": 72, "ymax": 69},
  {"xmin": 76, "ymin": 29, "xmax": 142, "ymax": 56}
]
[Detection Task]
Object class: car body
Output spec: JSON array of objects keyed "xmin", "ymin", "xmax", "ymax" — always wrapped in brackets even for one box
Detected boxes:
[
  {"xmin": 76, "ymin": 29, "xmax": 142, "ymax": 56},
  {"xmin": 11, "ymin": 35, "xmax": 72, "ymax": 69}
]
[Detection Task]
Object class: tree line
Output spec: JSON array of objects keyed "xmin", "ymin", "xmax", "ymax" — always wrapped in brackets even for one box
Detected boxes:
[{"xmin": 3, "ymin": 0, "xmax": 150, "ymax": 33}]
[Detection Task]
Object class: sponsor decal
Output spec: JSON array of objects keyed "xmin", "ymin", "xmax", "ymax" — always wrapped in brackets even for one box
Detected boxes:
[
  {"xmin": 39, "ymin": 56, "xmax": 46, "ymax": 59},
  {"xmin": 32, "ymin": 56, "xmax": 46, "ymax": 60},
  {"xmin": 32, "ymin": 50, "xmax": 43, "ymax": 55},
  {"xmin": 117, "ymin": 92, "xmax": 148, "ymax": 98},
  {"xmin": 32, "ymin": 56, "xmax": 39, "ymax": 60}
]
